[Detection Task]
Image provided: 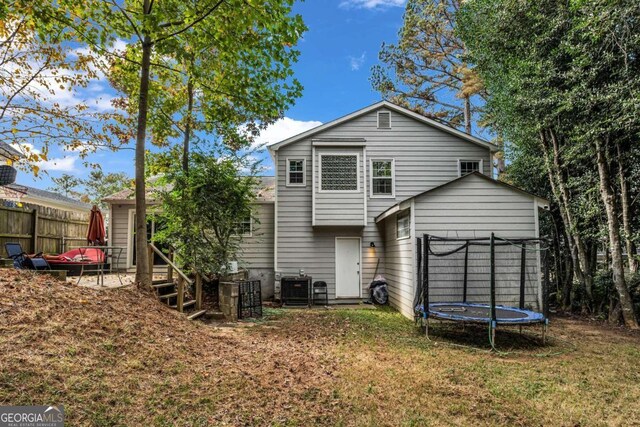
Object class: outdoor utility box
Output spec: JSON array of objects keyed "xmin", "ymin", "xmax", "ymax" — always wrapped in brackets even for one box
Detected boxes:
[{"xmin": 281, "ymin": 276, "xmax": 312, "ymax": 306}]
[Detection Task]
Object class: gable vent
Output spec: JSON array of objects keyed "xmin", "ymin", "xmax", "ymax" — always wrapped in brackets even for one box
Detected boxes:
[{"xmin": 377, "ymin": 111, "xmax": 391, "ymax": 129}]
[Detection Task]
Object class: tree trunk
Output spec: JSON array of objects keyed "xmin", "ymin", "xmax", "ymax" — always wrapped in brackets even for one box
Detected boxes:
[
  {"xmin": 182, "ymin": 73, "xmax": 194, "ymax": 174},
  {"xmin": 609, "ymin": 299, "xmax": 622, "ymax": 325},
  {"xmin": 616, "ymin": 141, "xmax": 638, "ymax": 273},
  {"xmin": 549, "ymin": 208, "xmax": 566, "ymax": 307},
  {"xmin": 134, "ymin": 19, "xmax": 153, "ymax": 289},
  {"xmin": 181, "ymin": 74, "xmax": 194, "ymax": 272},
  {"xmin": 463, "ymin": 95, "xmax": 471, "ymax": 134},
  {"xmin": 552, "ymin": 210, "xmax": 574, "ymax": 309},
  {"xmin": 596, "ymin": 137, "xmax": 638, "ymax": 329},
  {"xmin": 539, "ymin": 129, "xmax": 593, "ymax": 301},
  {"xmin": 564, "ymin": 241, "xmax": 574, "ymax": 309}
]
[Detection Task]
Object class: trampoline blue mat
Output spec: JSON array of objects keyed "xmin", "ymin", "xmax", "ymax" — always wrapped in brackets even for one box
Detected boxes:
[{"xmin": 415, "ymin": 302, "xmax": 546, "ymax": 325}]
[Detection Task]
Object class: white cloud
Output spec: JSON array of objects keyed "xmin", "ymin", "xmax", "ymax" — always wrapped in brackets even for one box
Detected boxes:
[
  {"xmin": 35, "ymin": 156, "xmax": 78, "ymax": 172},
  {"xmin": 250, "ymin": 117, "xmax": 323, "ymax": 149},
  {"xmin": 10, "ymin": 38, "xmax": 128, "ymax": 114},
  {"xmin": 339, "ymin": 0, "xmax": 405, "ymax": 9},
  {"xmin": 10, "ymin": 143, "xmax": 78, "ymax": 173},
  {"xmin": 349, "ymin": 52, "xmax": 366, "ymax": 71},
  {"xmin": 69, "ymin": 38, "xmax": 128, "ymax": 79}
]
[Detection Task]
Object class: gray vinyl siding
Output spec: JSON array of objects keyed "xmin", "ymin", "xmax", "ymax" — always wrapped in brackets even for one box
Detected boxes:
[
  {"xmin": 383, "ymin": 210, "xmax": 415, "ymax": 318},
  {"xmin": 238, "ymin": 202, "xmax": 274, "ymax": 269},
  {"xmin": 109, "ymin": 202, "xmax": 274, "ymax": 273},
  {"xmin": 108, "ymin": 203, "xmax": 133, "ymax": 270},
  {"xmin": 275, "ymin": 107, "xmax": 492, "ymax": 300},
  {"xmin": 314, "ymin": 147, "xmax": 365, "ymax": 226},
  {"xmin": 413, "ymin": 174, "xmax": 536, "ymax": 238},
  {"xmin": 413, "ymin": 174, "xmax": 541, "ymax": 312}
]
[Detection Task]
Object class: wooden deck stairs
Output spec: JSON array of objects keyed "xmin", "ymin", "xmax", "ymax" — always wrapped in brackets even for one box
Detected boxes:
[{"xmin": 148, "ymin": 244, "xmax": 206, "ymax": 320}]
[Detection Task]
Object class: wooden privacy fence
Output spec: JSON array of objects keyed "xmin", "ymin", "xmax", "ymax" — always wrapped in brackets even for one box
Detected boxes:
[{"xmin": 0, "ymin": 202, "xmax": 90, "ymax": 255}]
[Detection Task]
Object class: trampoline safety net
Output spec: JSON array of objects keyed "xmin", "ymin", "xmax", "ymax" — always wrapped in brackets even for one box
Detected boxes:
[{"xmin": 414, "ymin": 234, "xmax": 550, "ymax": 319}]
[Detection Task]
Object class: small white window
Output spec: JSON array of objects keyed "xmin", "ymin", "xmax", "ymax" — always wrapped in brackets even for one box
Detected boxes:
[
  {"xmin": 371, "ymin": 159, "xmax": 394, "ymax": 197},
  {"xmin": 397, "ymin": 210, "xmax": 410, "ymax": 239},
  {"xmin": 320, "ymin": 154, "xmax": 359, "ymax": 192},
  {"xmin": 458, "ymin": 160, "xmax": 482, "ymax": 176},
  {"xmin": 377, "ymin": 111, "xmax": 391, "ymax": 129},
  {"xmin": 236, "ymin": 216, "xmax": 252, "ymax": 237},
  {"xmin": 286, "ymin": 159, "xmax": 305, "ymax": 186}
]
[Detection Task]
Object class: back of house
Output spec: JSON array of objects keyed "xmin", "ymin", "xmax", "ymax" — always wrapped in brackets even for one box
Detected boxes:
[
  {"xmin": 104, "ymin": 100, "xmax": 548, "ymax": 319},
  {"xmin": 266, "ymin": 101, "xmax": 548, "ymax": 318}
]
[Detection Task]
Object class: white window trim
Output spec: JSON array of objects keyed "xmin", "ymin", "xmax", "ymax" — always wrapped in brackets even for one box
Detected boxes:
[
  {"xmin": 377, "ymin": 111, "xmax": 391, "ymax": 129},
  {"xmin": 286, "ymin": 158, "xmax": 306, "ymax": 187},
  {"xmin": 318, "ymin": 152, "xmax": 360, "ymax": 194},
  {"xmin": 237, "ymin": 217, "xmax": 253, "ymax": 237},
  {"xmin": 334, "ymin": 236, "xmax": 362, "ymax": 299},
  {"xmin": 370, "ymin": 158, "xmax": 395, "ymax": 198},
  {"xmin": 396, "ymin": 209, "xmax": 411, "ymax": 240},
  {"xmin": 457, "ymin": 159, "xmax": 484, "ymax": 177}
]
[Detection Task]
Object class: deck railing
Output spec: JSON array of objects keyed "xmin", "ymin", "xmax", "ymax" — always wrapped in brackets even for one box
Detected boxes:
[{"xmin": 148, "ymin": 243, "xmax": 202, "ymax": 313}]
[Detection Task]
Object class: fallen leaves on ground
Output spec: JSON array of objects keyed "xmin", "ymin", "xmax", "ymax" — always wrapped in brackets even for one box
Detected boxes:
[{"xmin": 1, "ymin": 269, "xmax": 639, "ymax": 426}]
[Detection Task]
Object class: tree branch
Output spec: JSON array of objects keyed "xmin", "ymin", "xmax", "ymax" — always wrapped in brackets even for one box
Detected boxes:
[
  {"xmin": 110, "ymin": 0, "xmax": 142, "ymax": 43},
  {"xmin": 154, "ymin": 0, "xmax": 226, "ymax": 43}
]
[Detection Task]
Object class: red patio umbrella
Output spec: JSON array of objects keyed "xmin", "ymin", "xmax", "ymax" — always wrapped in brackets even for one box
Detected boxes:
[{"xmin": 87, "ymin": 205, "xmax": 106, "ymax": 246}]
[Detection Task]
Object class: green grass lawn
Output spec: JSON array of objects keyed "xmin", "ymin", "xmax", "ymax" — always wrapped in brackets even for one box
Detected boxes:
[{"xmin": 1, "ymin": 269, "xmax": 639, "ymax": 426}]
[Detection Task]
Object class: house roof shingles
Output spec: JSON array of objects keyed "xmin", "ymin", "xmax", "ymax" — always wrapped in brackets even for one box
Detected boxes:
[
  {"xmin": 3, "ymin": 184, "xmax": 92, "ymax": 210},
  {"xmin": 0, "ymin": 142, "xmax": 23, "ymax": 160},
  {"xmin": 103, "ymin": 176, "xmax": 275, "ymax": 203}
]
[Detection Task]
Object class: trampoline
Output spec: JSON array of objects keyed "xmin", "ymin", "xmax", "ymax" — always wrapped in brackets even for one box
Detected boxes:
[
  {"xmin": 414, "ymin": 233, "xmax": 550, "ymax": 348},
  {"xmin": 417, "ymin": 302, "xmax": 546, "ymax": 325}
]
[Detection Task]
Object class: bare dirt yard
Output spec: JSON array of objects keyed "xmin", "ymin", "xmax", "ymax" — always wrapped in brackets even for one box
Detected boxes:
[{"xmin": 1, "ymin": 269, "xmax": 639, "ymax": 426}]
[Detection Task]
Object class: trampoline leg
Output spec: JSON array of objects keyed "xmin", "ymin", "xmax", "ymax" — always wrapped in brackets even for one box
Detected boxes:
[
  {"xmin": 519, "ymin": 325, "xmax": 522, "ymax": 335},
  {"xmin": 542, "ymin": 323, "xmax": 547, "ymax": 345},
  {"xmin": 490, "ymin": 322, "xmax": 497, "ymax": 350},
  {"xmin": 425, "ymin": 318, "xmax": 430, "ymax": 339}
]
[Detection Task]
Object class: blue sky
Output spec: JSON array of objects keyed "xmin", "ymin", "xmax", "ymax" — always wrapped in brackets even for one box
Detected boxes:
[{"xmin": 15, "ymin": 0, "xmax": 407, "ymax": 191}]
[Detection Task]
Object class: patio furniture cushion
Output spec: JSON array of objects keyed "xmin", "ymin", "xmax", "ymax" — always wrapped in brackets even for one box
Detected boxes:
[{"xmin": 44, "ymin": 248, "xmax": 105, "ymax": 263}]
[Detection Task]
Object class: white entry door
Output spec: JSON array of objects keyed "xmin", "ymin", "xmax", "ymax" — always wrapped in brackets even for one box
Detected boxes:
[{"xmin": 335, "ymin": 237, "xmax": 361, "ymax": 298}]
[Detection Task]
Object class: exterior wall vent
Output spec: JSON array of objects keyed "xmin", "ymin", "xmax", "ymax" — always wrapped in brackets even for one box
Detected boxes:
[{"xmin": 377, "ymin": 111, "xmax": 391, "ymax": 129}]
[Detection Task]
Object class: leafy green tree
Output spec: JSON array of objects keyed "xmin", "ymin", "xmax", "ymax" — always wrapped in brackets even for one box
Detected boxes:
[
  {"xmin": 48, "ymin": 173, "xmax": 82, "ymax": 198},
  {"xmin": 26, "ymin": 0, "xmax": 304, "ymax": 288},
  {"xmin": 371, "ymin": 0, "xmax": 485, "ymax": 134},
  {"xmin": 152, "ymin": 146, "xmax": 258, "ymax": 276},
  {"xmin": 83, "ymin": 170, "xmax": 131, "ymax": 208},
  {"xmin": 0, "ymin": 4, "xmax": 128, "ymax": 175},
  {"xmin": 108, "ymin": 1, "xmax": 305, "ymax": 173},
  {"xmin": 458, "ymin": 0, "xmax": 640, "ymax": 328}
]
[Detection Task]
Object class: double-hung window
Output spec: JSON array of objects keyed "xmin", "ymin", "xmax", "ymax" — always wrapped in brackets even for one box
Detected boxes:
[
  {"xmin": 235, "ymin": 216, "xmax": 252, "ymax": 237},
  {"xmin": 396, "ymin": 210, "xmax": 410, "ymax": 239},
  {"xmin": 458, "ymin": 160, "xmax": 482, "ymax": 176},
  {"xmin": 371, "ymin": 159, "xmax": 394, "ymax": 197},
  {"xmin": 286, "ymin": 159, "xmax": 305, "ymax": 186}
]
